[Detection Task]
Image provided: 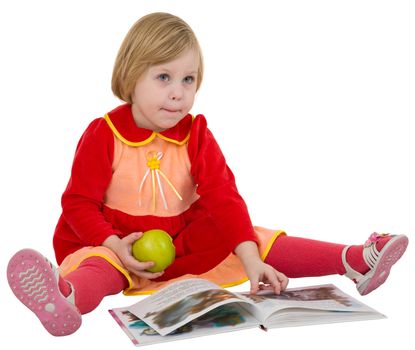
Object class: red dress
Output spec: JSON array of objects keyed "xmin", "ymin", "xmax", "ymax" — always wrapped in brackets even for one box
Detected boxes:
[{"xmin": 55, "ymin": 104, "xmax": 284, "ymax": 294}]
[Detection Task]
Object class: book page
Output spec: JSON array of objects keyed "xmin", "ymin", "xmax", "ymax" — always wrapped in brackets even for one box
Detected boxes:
[
  {"xmin": 128, "ymin": 278, "xmax": 254, "ymax": 336},
  {"xmin": 236, "ymin": 284, "xmax": 380, "ymax": 323}
]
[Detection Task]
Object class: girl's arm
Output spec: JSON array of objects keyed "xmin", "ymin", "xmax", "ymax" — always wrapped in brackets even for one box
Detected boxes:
[
  {"xmin": 188, "ymin": 116, "xmax": 288, "ymax": 294},
  {"xmin": 188, "ymin": 115, "xmax": 259, "ymax": 252},
  {"xmin": 60, "ymin": 118, "xmax": 122, "ymax": 246}
]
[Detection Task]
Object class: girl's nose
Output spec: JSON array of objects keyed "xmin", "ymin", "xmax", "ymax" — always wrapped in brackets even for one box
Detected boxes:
[{"xmin": 169, "ymin": 83, "xmax": 184, "ymax": 101}]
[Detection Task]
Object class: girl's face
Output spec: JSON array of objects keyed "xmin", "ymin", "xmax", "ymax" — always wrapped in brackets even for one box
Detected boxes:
[{"xmin": 131, "ymin": 49, "xmax": 199, "ymax": 132}]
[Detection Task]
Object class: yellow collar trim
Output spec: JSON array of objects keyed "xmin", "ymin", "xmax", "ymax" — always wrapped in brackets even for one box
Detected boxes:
[{"xmin": 104, "ymin": 114, "xmax": 191, "ymax": 147}]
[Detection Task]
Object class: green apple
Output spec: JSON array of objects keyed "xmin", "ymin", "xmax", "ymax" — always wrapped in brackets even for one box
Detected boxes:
[{"xmin": 131, "ymin": 229, "xmax": 176, "ymax": 273}]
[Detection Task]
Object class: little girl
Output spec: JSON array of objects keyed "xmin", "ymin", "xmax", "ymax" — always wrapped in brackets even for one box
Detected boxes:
[{"xmin": 7, "ymin": 12, "xmax": 408, "ymax": 337}]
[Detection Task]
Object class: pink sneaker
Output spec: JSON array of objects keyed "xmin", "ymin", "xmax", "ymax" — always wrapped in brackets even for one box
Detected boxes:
[
  {"xmin": 7, "ymin": 249, "xmax": 81, "ymax": 336},
  {"xmin": 342, "ymin": 233, "xmax": 409, "ymax": 295}
]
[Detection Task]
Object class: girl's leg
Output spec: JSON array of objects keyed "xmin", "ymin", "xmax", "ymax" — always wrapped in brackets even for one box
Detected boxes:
[
  {"xmin": 265, "ymin": 235, "xmax": 348, "ymax": 278},
  {"xmin": 61, "ymin": 256, "xmax": 128, "ymax": 314},
  {"xmin": 265, "ymin": 233, "xmax": 408, "ymax": 294}
]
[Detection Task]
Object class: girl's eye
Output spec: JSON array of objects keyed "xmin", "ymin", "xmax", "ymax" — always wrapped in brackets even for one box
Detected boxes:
[
  {"xmin": 183, "ymin": 76, "xmax": 194, "ymax": 84},
  {"xmin": 158, "ymin": 74, "xmax": 170, "ymax": 82}
]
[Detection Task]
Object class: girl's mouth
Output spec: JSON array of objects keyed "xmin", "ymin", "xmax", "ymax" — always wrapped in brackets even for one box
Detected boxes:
[{"xmin": 162, "ymin": 108, "xmax": 180, "ymax": 114}]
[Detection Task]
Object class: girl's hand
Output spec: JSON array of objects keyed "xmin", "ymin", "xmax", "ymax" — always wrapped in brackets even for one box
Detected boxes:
[
  {"xmin": 235, "ymin": 240, "xmax": 288, "ymax": 295},
  {"xmin": 244, "ymin": 258, "xmax": 288, "ymax": 295},
  {"xmin": 102, "ymin": 232, "xmax": 164, "ymax": 280}
]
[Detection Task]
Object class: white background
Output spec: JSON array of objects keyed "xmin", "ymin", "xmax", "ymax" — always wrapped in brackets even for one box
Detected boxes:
[{"xmin": 1, "ymin": 0, "xmax": 414, "ymax": 349}]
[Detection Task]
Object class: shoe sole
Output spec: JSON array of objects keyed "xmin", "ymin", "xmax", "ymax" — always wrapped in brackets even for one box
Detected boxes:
[
  {"xmin": 7, "ymin": 249, "xmax": 81, "ymax": 336},
  {"xmin": 358, "ymin": 235, "xmax": 409, "ymax": 295}
]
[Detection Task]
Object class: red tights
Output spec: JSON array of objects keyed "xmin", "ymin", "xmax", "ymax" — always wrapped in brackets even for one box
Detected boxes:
[
  {"xmin": 264, "ymin": 235, "xmax": 389, "ymax": 278},
  {"xmin": 59, "ymin": 236, "xmax": 389, "ymax": 314},
  {"xmin": 59, "ymin": 257, "xmax": 127, "ymax": 314},
  {"xmin": 265, "ymin": 235, "xmax": 363, "ymax": 277}
]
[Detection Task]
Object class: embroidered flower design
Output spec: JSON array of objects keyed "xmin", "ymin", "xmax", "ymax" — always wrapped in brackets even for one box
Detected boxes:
[{"xmin": 138, "ymin": 151, "xmax": 183, "ymax": 211}]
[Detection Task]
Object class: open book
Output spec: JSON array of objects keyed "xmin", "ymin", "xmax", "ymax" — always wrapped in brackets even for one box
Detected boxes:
[{"xmin": 109, "ymin": 278, "xmax": 384, "ymax": 347}]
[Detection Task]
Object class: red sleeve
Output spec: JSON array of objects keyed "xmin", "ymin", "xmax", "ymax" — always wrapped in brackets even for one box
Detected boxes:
[
  {"xmin": 187, "ymin": 115, "xmax": 258, "ymax": 252},
  {"xmin": 61, "ymin": 118, "xmax": 121, "ymax": 246}
]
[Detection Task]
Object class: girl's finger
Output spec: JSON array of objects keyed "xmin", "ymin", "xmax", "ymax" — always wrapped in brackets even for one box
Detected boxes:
[
  {"xmin": 277, "ymin": 271, "xmax": 287, "ymax": 281},
  {"xmin": 128, "ymin": 259, "xmax": 155, "ymax": 272},
  {"xmin": 250, "ymin": 279, "xmax": 260, "ymax": 294},
  {"xmin": 273, "ymin": 282, "xmax": 281, "ymax": 295},
  {"xmin": 135, "ymin": 270, "xmax": 164, "ymax": 280},
  {"xmin": 258, "ymin": 284, "xmax": 274, "ymax": 291},
  {"xmin": 282, "ymin": 277, "xmax": 289, "ymax": 291},
  {"xmin": 126, "ymin": 231, "xmax": 142, "ymax": 243},
  {"xmin": 136, "ymin": 260, "xmax": 155, "ymax": 270},
  {"xmin": 276, "ymin": 271, "xmax": 289, "ymax": 291},
  {"xmin": 261, "ymin": 270, "xmax": 280, "ymax": 295}
]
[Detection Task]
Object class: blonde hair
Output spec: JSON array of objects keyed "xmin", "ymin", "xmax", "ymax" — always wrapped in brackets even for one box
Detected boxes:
[{"xmin": 112, "ymin": 12, "xmax": 204, "ymax": 104}]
